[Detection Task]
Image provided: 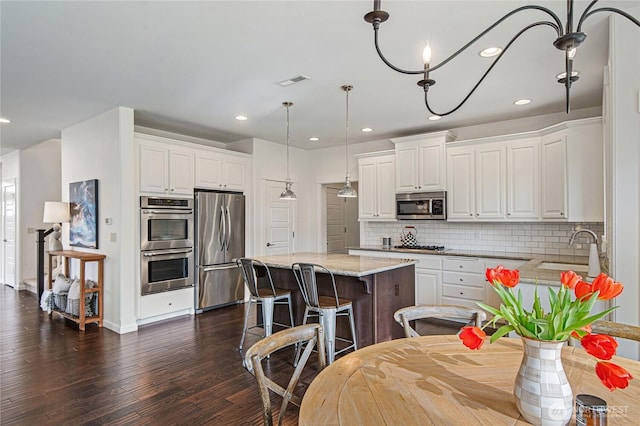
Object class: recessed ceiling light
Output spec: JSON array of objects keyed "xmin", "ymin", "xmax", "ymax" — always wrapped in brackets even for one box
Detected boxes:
[
  {"xmin": 556, "ymin": 70, "xmax": 580, "ymax": 79},
  {"xmin": 361, "ymin": 127, "xmax": 373, "ymax": 133},
  {"xmin": 514, "ymin": 99, "xmax": 532, "ymax": 106},
  {"xmin": 0, "ymin": 117, "xmax": 11, "ymax": 124},
  {"xmin": 479, "ymin": 47, "xmax": 502, "ymax": 58},
  {"xmin": 234, "ymin": 115, "xmax": 248, "ymax": 121},
  {"xmin": 428, "ymin": 115, "xmax": 442, "ymax": 121},
  {"xmin": 309, "ymin": 137, "xmax": 319, "ymax": 141},
  {"xmin": 276, "ymin": 74, "xmax": 310, "ymax": 87}
]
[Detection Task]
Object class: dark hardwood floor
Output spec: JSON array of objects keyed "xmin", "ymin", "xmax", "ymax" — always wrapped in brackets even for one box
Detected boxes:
[{"xmin": 0, "ymin": 286, "xmax": 462, "ymax": 425}]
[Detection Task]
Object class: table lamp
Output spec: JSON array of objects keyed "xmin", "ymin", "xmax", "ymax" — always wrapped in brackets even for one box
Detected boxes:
[{"xmin": 43, "ymin": 201, "xmax": 70, "ymax": 251}]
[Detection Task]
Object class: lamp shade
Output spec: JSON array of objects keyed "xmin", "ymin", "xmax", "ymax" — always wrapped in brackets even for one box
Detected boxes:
[{"xmin": 43, "ymin": 201, "xmax": 70, "ymax": 223}]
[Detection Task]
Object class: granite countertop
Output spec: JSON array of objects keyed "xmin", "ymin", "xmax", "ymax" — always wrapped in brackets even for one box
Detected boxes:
[
  {"xmin": 349, "ymin": 245, "xmax": 604, "ymax": 286},
  {"xmin": 252, "ymin": 252, "xmax": 417, "ymax": 278}
]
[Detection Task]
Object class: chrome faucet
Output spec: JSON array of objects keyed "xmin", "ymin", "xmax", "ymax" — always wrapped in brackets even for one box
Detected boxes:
[
  {"xmin": 569, "ymin": 229, "xmax": 600, "ymax": 279},
  {"xmin": 568, "ymin": 229, "xmax": 598, "ymax": 247}
]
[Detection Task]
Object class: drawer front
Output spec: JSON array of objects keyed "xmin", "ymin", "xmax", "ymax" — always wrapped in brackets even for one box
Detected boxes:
[
  {"xmin": 441, "ymin": 296, "xmax": 483, "ymax": 309},
  {"xmin": 442, "ymin": 271, "xmax": 486, "ymax": 288},
  {"xmin": 443, "ymin": 257, "xmax": 485, "ymax": 273},
  {"xmin": 415, "ymin": 256, "xmax": 442, "ymax": 270},
  {"xmin": 140, "ymin": 288, "xmax": 194, "ymax": 319},
  {"xmin": 483, "ymin": 258, "xmax": 526, "ymax": 270},
  {"xmin": 443, "ymin": 284, "xmax": 485, "ymax": 301}
]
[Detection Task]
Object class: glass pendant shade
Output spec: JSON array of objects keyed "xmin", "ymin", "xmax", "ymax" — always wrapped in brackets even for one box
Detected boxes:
[
  {"xmin": 337, "ymin": 174, "xmax": 357, "ymax": 198},
  {"xmin": 279, "ymin": 102, "xmax": 297, "ymax": 201},
  {"xmin": 280, "ymin": 180, "xmax": 297, "ymax": 200}
]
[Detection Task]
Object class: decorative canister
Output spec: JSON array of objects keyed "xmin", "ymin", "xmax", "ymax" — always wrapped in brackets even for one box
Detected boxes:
[{"xmin": 576, "ymin": 394, "xmax": 607, "ymax": 426}]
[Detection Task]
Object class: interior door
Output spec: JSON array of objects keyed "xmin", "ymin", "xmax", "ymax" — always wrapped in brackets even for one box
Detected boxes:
[
  {"xmin": 2, "ymin": 180, "xmax": 16, "ymax": 287},
  {"xmin": 326, "ymin": 186, "xmax": 346, "ymax": 253},
  {"xmin": 265, "ymin": 180, "xmax": 295, "ymax": 255}
]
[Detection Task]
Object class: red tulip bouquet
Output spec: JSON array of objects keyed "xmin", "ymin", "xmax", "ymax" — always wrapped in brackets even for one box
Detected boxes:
[{"xmin": 459, "ymin": 266, "xmax": 633, "ymax": 390}]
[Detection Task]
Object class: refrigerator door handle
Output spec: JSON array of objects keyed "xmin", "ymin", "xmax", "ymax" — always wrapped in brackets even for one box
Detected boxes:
[
  {"xmin": 225, "ymin": 206, "xmax": 232, "ymax": 251},
  {"xmin": 218, "ymin": 205, "xmax": 226, "ymax": 250},
  {"xmin": 202, "ymin": 264, "xmax": 238, "ymax": 273}
]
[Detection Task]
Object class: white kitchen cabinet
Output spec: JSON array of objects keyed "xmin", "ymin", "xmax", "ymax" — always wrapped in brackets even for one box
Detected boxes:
[
  {"xmin": 506, "ymin": 138, "xmax": 540, "ymax": 219},
  {"xmin": 540, "ymin": 118, "xmax": 603, "ymax": 221},
  {"xmin": 446, "ymin": 146, "xmax": 475, "ymax": 220},
  {"xmin": 195, "ymin": 152, "xmax": 248, "ymax": 191},
  {"xmin": 540, "ymin": 133, "xmax": 567, "ymax": 219},
  {"xmin": 446, "ymin": 142, "xmax": 506, "ymax": 220},
  {"xmin": 139, "ymin": 142, "xmax": 194, "ymax": 196},
  {"xmin": 392, "ymin": 131, "xmax": 454, "ymax": 193},
  {"xmin": 441, "ymin": 257, "xmax": 486, "ymax": 308},
  {"xmin": 139, "ymin": 287, "xmax": 195, "ymax": 321},
  {"xmin": 357, "ymin": 153, "xmax": 396, "ymax": 220},
  {"xmin": 415, "ymin": 256, "xmax": 443, "ymax": 305},
  {"xmin": 475, "ymin": 143, "xmax": 506, "ymax": 219}
]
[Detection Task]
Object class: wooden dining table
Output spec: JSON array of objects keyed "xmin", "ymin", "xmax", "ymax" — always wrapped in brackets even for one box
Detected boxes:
[{"xmin": 299, "ymin": 335, "xmax": 640, "ymax": 425}]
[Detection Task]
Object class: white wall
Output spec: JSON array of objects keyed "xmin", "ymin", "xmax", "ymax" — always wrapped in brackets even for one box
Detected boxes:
[
  {"xmin": 61, "ymin": 107, "xmax": 137, "ymax": 334},
  {"xmin": 609, "ymin": 10, "xmax": 640, "ymax": 359},
  {"xmin": 250, "ymin": 138, "xmax": 315, "ymax": 254},
  {"xmin": 1, "ymin": 140, "xmax": 62, "ymax": 290},
  {"xmin": 19, "ymin": 139, "xmax": 62, "ymax": 287}
]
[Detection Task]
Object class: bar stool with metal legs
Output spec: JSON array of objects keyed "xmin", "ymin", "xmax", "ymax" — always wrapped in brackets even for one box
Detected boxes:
[
  {"xmin": 237, "ymin": 258, "xmax": 295, "ymax": 352},
  {"xmin": 292, "ymin": 262, "xmax": 357, "ymax": 364}
]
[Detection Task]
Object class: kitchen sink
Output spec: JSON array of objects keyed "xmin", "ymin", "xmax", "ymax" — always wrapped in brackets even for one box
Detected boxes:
[{"xmin": 536, "ymin": 262, "xmax": 589, "ymax": 272}]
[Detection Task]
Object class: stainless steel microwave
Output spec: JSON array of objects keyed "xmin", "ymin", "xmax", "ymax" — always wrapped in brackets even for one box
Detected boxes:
[{"xmin": 396, "ymin": 191, "xmax": 447, "ymax": 220}]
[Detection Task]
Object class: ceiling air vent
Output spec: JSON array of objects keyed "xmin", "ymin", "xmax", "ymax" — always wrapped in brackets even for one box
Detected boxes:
[{"xmin": 277, "ymin": 75, "xmax": 310, "ymax": 87}]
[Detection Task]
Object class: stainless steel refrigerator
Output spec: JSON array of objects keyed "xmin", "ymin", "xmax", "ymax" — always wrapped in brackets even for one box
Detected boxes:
[{"xmin": 194, "ymin": 190, "xmax": 245, "ymax": 312}]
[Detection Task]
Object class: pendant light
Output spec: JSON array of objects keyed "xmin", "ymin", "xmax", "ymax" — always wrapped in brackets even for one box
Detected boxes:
[
  {"xmin": 337, "ymin": 85, "xmax": 357, "ymax": 198},
  {"xmin": 279, "ymin": 101, "xmax": 297, "ymax": 200}
]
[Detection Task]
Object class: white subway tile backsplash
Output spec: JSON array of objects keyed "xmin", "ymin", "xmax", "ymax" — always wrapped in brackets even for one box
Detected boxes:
[{"xmin": 363, "ymin": 221, "xmax": 603, "ymax": 257}]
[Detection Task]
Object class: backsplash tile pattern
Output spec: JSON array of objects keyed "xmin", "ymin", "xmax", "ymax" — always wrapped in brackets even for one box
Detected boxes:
[{"xmin": 363, "ymin": 222, "xmax": 604, "ymax": 257}]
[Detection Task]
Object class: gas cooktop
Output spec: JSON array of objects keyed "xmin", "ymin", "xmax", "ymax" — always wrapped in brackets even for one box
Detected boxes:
[{"xmin": 394, "ymin": 245, "xmax": 446, "ymax": 251}]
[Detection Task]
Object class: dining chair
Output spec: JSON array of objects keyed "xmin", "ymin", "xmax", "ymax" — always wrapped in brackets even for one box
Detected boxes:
[
  {"xmin": 244, "ymin": 323, "xmax": 327, "ymax": 426},
  {"xmin": 237, "ymin": 258, "xmax": 295, "ymax": 351},
  {"xmin": 291, "ymin": 262, "xmax": 357, "ymax": 364},
  {"xmin": 393, "ymin": 304, "xmax": 487, "ymax": 338},
  {"xmin": 591, "ymin": 320, "xmax": 640, "ymax": 342}
]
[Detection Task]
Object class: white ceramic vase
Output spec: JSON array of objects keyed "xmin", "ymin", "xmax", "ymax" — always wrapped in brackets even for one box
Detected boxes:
[{"xmin": 514, "ymin": 336, "xmax": 573, "ymax": 426}]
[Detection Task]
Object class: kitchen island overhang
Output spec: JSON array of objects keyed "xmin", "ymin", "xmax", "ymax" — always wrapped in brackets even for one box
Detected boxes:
[{"xmin": 252, "ymin": 252, "xmax": 417, "ymax": 348}]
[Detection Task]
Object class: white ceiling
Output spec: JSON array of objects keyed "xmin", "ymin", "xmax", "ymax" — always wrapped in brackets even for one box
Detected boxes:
[{"xmin": 1, "ymin": 0, "xmax": 637, "ymax": 155}]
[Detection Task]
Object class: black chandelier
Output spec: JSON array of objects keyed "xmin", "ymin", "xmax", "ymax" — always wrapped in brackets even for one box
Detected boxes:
[{"xmin": 364, "ymin": 0, "xmax": 640, "ymax": 116}]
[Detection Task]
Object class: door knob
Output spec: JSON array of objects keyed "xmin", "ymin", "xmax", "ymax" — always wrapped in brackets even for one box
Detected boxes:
[{"xmin": 266, "ymin": 242, "xmax": 274, "ymax": 247}]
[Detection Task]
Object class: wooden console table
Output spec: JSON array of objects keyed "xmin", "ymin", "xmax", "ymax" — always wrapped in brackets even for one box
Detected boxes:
[{"xmin": 48, "ymin": 250, "xmax": 105, "ymax": 331}]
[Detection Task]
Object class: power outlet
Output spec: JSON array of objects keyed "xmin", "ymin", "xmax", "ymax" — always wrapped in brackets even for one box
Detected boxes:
[
  {"xmin": 110, "ymin": 233, "xmax": 117, "ymax": 242},
  {"xmin": 27, "ymin": 227, "xmax": 35, "ymax": 234}
]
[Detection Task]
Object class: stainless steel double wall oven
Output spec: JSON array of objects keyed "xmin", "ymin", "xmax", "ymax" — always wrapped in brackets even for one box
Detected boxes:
[{"xmin": 140, "ymin": 196, "xmax": 194, "ymax": 295}]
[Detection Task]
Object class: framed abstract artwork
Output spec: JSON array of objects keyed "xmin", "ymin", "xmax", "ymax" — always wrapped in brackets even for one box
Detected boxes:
[{"xmin": 69, "ymin": 179, "xmax": 98, "ymax": 249}]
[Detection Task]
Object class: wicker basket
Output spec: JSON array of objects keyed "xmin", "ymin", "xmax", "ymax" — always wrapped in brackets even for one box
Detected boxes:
[
  {"xmin": 66, "ymin": 294, "xmax": 96, "ymax": 317},
  {"xmin": 65, "ymin": 279, "xmax": 98, "ymax": 317},
  {"xmin": 53, "ymin": 293, "xmax": 68, "ymax": 311}
]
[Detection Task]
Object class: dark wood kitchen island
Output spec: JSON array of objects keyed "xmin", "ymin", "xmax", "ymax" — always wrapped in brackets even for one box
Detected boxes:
[{"xmin": 252, "ymin": 252, "xmax": 416, "ymax": 348}]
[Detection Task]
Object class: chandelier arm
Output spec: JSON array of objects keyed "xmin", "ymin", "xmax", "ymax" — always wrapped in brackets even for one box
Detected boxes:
[
  {"xmin": 577, "ymin": 7, "xmax": 640, "ymax": 32},
  {"xmin": 423, "ymin": 21, "xmax": 557, "ymax": 117},
  {"xmin": 373, "ymin": 28, "xmax": 424, "ymax": 75},
  {"xmin": 372, "ymin": 5, "xmax": 562, "ymax": 76},
  {"xmin": 576, "ymin": 0, "xmax": 600, "ymax": 31}
]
